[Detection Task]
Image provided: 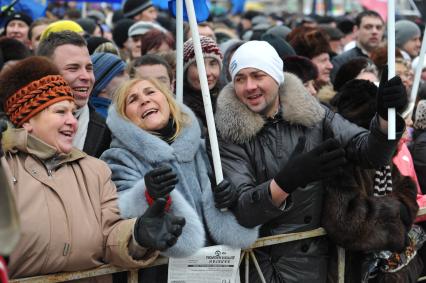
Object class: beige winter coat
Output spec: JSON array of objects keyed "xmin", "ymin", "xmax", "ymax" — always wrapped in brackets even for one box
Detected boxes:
[{"xmin": 3, "ymin": 128, "xmax": 159, "ymax": 279}]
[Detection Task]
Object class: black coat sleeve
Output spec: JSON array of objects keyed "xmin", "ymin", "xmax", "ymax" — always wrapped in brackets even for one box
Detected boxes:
[
  {"xmin": 324, "ymin": 108, "xmax": 405, "ymax": 169},
  {"xmin": 218, "ymin": 136, "xmax": 288, "ymax": 228}
]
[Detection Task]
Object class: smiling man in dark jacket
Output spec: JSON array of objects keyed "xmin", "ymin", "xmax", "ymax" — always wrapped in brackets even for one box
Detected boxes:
[{"xmin": 214, "ymin": 40, "xmax": 407, "ymax": 283}]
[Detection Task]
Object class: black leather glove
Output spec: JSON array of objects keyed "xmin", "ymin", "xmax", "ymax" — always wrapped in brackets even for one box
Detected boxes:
[
  {"xmin": 0, "ymin": 119, "xmax": 7, "ymax": 158},
  {"xmin": 377, "ymin": 65, "xmax": 408, "ymax": 120},
  {"xmin": 145, "ymin": 165, "xmax": 178, "ymax": 199},
  {"xmin": 134, "ymin": 198, "xmax": 186, "ymax": 251},
  {"xmin": 274, "ymin": 137, "xmax": 346, "ymax": 193},
  {"xmin": 213, "ymin": 179, "xmax": 238, "ymax": 209}
]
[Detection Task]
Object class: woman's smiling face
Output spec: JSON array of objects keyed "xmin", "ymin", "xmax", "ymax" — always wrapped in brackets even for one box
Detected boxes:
[{"xmin": 125, "ymin": 80, "xmax": 170, "ymax": 131}]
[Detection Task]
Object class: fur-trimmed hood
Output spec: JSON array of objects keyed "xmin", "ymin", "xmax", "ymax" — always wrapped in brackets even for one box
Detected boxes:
[{"xmin": 215, "ymin": 72, "xmax": 325, "ymax": 144}]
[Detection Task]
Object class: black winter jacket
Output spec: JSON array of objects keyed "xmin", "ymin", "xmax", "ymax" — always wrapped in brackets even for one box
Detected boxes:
[{"xmin": 215, "ymin": 73, "xmax": 405, "ymax": 283}]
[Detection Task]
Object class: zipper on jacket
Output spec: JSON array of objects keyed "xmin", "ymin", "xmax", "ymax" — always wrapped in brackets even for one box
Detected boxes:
[
  {"xmin": 47, "ymin": 169, "xmax": 52, "ymax": 177},
  {"xmin": 63, "ymin": 243, "xmax": 70, "ymax": 256}
]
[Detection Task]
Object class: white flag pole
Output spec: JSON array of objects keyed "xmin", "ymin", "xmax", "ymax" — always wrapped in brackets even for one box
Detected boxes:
[
  {"xmin": 175, "ymin": 0, "xmax": 184, "ymax": 103},
  {"xmin": 387, "ymin": 0, "xmax": 396, "ymax": 140},
  {"xmin": 403, "ymin": 29, "xmax": 426, "ymax": 118},
  {"xmin": 184, "ymin": 0, "xmax": 224, "ymax": 186}
]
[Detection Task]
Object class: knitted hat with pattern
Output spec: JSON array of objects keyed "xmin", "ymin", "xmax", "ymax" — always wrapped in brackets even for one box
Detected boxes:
[
  {"xmin": 183, "ymin": 36, "xmax": 223, "ymax": 74},
  {"xmin": 91, "ymin": 52, "xmax": 126, "ymax": 97},
  {"xmin": 5, "ymin": 75, "xmax": 73, "ymax": 127}
]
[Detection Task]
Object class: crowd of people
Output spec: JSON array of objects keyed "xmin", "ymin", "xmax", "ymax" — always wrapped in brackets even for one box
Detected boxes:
[{"xmin": 1, "ymin": 1, "xmax": 426, "ymax": 282}]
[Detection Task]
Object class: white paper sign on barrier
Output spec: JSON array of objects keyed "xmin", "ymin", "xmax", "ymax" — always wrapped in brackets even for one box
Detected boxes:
[{"xmin": 168, "ymin": 245, "xmax": 241, "ymax": 283}]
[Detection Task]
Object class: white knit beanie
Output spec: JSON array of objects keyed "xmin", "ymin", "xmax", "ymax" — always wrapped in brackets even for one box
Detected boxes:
[{"xmin": 229, "ymin": 40, "xmax": 284, "ymax": 85}]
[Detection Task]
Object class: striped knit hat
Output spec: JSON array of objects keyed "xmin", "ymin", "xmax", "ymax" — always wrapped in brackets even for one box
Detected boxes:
[
  {"xmin": 183, "ymin": 36, "xmax": 223, "ymax": 74},
  {"xmin": 5, "ymin": 75, "xmax": 74, "ymax": 127},
  {"xmin": 91, "ymin": 52, "xmax": 127, "ymax": 97}
]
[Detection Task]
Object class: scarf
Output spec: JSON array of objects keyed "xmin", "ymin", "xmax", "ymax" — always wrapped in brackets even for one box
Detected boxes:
[
  {"xmin": 72, "ymin": 104, "xmax": 89, "ymax": 150},
  {"xmin": 152, "ymin": 118, "xmax": 176, "ymax": 145},
  {"xmin": 373, "ymin": 165, "xmax": 393, "ymax": 197}
]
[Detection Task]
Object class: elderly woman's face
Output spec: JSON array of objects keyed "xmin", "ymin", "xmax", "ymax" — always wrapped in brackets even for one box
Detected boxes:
[
  {"xmin": 125, "ymin": 80, "xmax": 170, "ymax": 131},
  {"xmin": 22, "ymin": 100, "xmax": 78, "ymax": 154},
  {"xmin": 187, "ymin": 58, "xmax": 220, "ymax": 91}
]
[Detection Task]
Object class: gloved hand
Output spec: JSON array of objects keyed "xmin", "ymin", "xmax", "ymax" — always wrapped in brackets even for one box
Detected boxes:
[
  {"xmin": 145, "ymin": 165, "xmax": 178, "ymax": 199},
  {"xmin": 213, "ymin": 179, "xmax": 238, "ymax": 209},
  {"xmin": 376, "ymin": 65, "xmax": 408, "ymax": 120},
  {"xmin": 0, "ymin": 119, "xmax": 7, "ymax": 158},
  {"xmin": 274, "ymin": 137, "xmax": 346, "ymax": 194},
  {"xmin": 134, "ymin": 198, "xmax": 186, "ymax": 251}
]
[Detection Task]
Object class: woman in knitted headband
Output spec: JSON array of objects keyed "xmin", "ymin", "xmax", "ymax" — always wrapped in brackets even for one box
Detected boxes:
[
  {"xmin": 101, "ymin": 77, "xmax": 258, "ymax": 260},
  {"xmin": 0, "ymin": 56, "xmax": 186, "ymax": 279},
  {"xmin": 183, "ymin": 36, "xmax": 223, "ymax": 131}
]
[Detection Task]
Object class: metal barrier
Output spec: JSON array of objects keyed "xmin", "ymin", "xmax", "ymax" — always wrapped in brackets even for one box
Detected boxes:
[{"xmin": 9, "ymin": 207, "xmax": 426, "ymax": 283}]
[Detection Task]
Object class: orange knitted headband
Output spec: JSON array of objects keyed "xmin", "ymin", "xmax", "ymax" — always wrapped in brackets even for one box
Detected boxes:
[{"xmin": 5, "ymin": 75, "xmax": 74, "ymax": 127}]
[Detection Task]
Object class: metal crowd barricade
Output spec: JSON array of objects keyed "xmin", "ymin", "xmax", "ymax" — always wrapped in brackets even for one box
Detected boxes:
[{"xmin": 10, "ymin": 207, "xmax": 426, "ymax": 283}]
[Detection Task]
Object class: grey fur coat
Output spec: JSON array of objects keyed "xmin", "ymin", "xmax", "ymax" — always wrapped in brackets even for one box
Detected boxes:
[{"xmin": 101, "ymin": 104, "xmax": 258, "ymax": 258}]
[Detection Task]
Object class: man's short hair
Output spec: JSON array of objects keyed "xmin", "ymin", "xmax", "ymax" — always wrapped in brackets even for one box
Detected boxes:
[
  {"xmin": 36, "ymin": 30, "xmax": 86, "ymax": 59},
  {"xmin": 355, "ymin": 10, "xmax": 383, "ymax": 27},
  {"xmin": 131, "ymin": 54, "xmax": 173, "ymax": 82}
]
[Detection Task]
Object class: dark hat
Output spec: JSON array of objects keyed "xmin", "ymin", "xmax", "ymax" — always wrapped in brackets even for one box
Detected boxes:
[
  {"xmin": 261, "ymin": 33, "xmax": 296, "ymax": 58},
  {"xmin": 331, "ymin": 79, "xmax": 377, "ymax": 129},
  {"xmin": 112, "ymin": 10, "xmax": 124, "ymax": 25},
  {"xmin": 337, "ymin": 18, "xmax": 355, "ymax": 35},
  {"xmin": 0, "ymin": 37, "xmax": 30, "ymax": 63},
  {"xmin": 123, "ymin": 0, "xmax": 153, "ymax": 18},
  {"xmin": 87, "ymin": 10, "xmax": 106, "ymax": 24},
  {"xmin": 4, "ymin": 12, "xmax": 32, "ymax": 29},
  {"xmin": 320, "ymin": 25, "xmax": 343, "ymax": 40},
  {"xmin": 287, "ymin": 27, "xmax": 332, "ymax": 59},
  {"xmin": 333, "ymin": 57, "xmax": 375, "ymax": 91},
  {"xmin": 284, "ymin": 55, "xmax": 318, "ymax": 83},
  {"xmin": 76, "ymin": 18, "xmax": 97, "ymax": 35},
  {"xmin": 86, "ymin": 36, "xmax": 111, "ymax": 54},
  {"xmin": 265, "ymin": 25, "xmax": 292, "ymax": 40},
  {"xmin": 112, "ymin": 18, "xmax": 135, "ymax": 48}
]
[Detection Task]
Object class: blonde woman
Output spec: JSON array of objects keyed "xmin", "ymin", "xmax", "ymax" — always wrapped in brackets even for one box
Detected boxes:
[{"xmin": 101, "ymin": 78, "xmax": 258, "ymax": 259}]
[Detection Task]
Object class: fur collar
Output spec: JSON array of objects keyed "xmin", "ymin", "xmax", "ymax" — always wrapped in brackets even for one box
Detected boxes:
[
  {"xmin": 107, "ymin": 104, "xmax": 202, "ymax": 163},
  {"xmin": 215, "ymin": 72, "xmax": 325, "ymax": 144}
]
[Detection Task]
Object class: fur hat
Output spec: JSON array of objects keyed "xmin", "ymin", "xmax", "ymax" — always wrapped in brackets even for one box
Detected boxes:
[
  {"xmin": 0, "ymin": 56, "xmax": 73, "ymax": 127},
  {"xmin": 284, "ymin": 55, "xmax": 318, "ymax": 83},
  {"xmin": 183, "ymin": 36, "xmax": 222, "ymax": 74},
  {"xmin": 333, "ymin": 57, "xmax": 376, "ymax": 91},
  {"xmin": 287, "ymin": 27, "xmax": 332, "ymax": 59},
  {"xmin": 331, "ymin": 79, "xmax": 377, "ymax": 129},
  {"xmin": 414, "ymin": 100, "xmax": 426, "ymax": 130},
  {"xmin": 395, "ymin": 20, "xmax": 421, "ymax": 48},
  {"xmin": 91, "ymin": 52, "xmax": 126, "ymax": 97},
  {"xmin": 112, "ymin": 19, "xmax": 135, "ymax": 48},
  {"xmin": 123, "ymin": 0, "xmax": 153, "ymax": 18}
]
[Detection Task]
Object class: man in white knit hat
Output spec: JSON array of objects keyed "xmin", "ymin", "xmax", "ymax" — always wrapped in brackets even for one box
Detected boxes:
[{"xmin": 214, "ymin": 40, "xmax": 409, "ymax": 282}]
